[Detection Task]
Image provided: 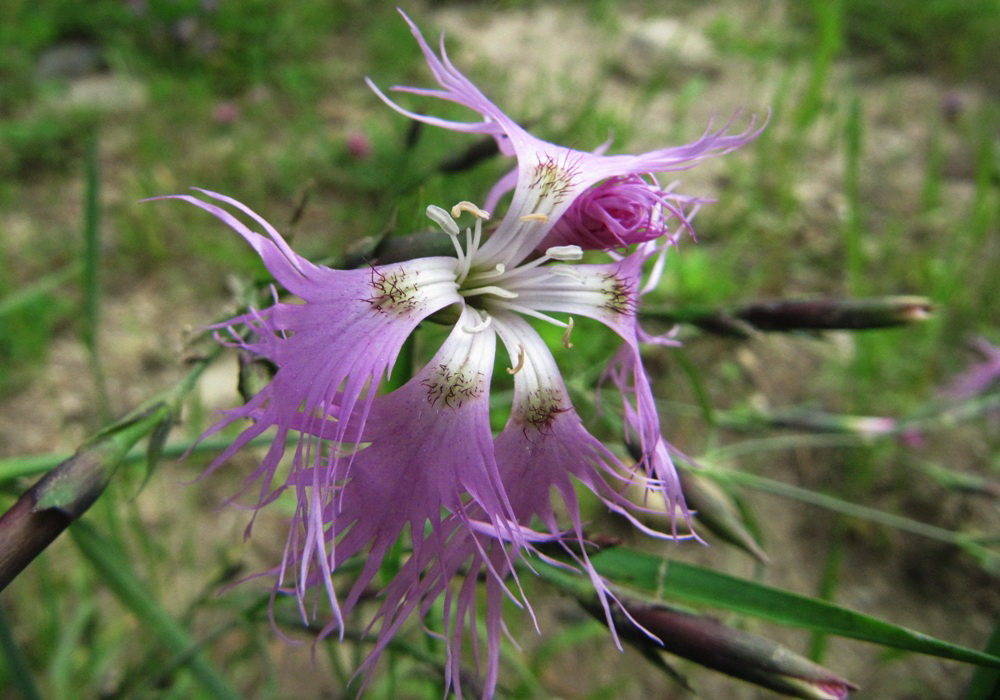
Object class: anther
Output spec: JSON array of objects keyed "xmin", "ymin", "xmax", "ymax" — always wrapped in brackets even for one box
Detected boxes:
[
  {"xmin": 545, "ymin": 245, "xmax": 583, "ymax": 261},
  {"xmin": 562, "ymin": 317, "xmax": 575, "ymax": 348},
  {"xmin": 507, "ymin": 346, "xmax": 526, "ymax": 375},
  {"xmin": 451, "ymin": 201, "xmax": 491, "ymax": 220},
  {"xmin": 520, "ymin": 212, "xmax": 549, "ymax": 223},
  {"xmin": 426, "ymin": 205, "xmax": 460, "ymax": 237},
  {"xmin": 463, "ymin": 309, "xmax": 493, "ymax": 334}
]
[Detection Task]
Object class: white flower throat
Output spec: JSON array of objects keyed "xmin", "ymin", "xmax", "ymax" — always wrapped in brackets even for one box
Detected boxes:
[{"xmin": 426, "ymin": 201, "xmax": 582, "ymax": 340}]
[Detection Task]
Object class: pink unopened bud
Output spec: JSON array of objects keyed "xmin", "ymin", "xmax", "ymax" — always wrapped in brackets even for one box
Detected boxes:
[
  {"xmin": 754, "ymin": 409, "xmax": 897, "ymax": 438},
  {"xmin": 540, "ymin": 174, "xmax": 700, "ymax": 251},
  {"xmin": 590, "ymin": 597, "xmax": 858, "ymax": 699},
  {"xmin": 678, "ymin": 469, "xmax": 768, "ymax": 563},
  {"xmin": 842, "ymin": 415, "xmax": 898, "ymax": 437},
  {"xmin": 734, "ymin": 296, "xmax": 935, "ymax": 332}
]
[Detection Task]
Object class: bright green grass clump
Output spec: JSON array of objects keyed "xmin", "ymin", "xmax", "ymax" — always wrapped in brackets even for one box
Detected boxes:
[{"xmin": 793, "ymin": 0, "xmax": 1000, "ymax": 86}]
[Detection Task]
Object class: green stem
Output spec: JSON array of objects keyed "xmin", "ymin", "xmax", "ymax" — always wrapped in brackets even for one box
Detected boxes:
[
  {"xmin": 0, "ymin": 434, "xmax": 284, "ymax": 483},
  {"xmin": 81, "ymin": 128, "xmax": 110, "ymax": 424},
  {"xmin": 705, "ymin": 466, "xmax": 997, "ymax": 564},
  {"xmin": 0, "ymin": 338, "xmax": 225, "ymax": 590}
]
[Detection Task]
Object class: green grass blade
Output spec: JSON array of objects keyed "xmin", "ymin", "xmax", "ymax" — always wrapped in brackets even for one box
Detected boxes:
[
  {"xmin": 0, "ymin": 434, "xmax": 293, "ymax": 483},
  {"xmin": 843, "ymin": 95, "xmax": 864, "ymax": 296},
  {"xmin": 0, "ymin": 604, "xmax": 43, "ymax": 700},
  {"xmin": 81, "ymin": 128, "xmax": 110, "ymax": 423},
  {"xmin": 964, "ymin": 614, "xmax": 1000, "ymax": 700},
  {"xmin": 50, "ymin": 598, "xmax": 95, "ymax": 699},
  {"xmin": 704, "ymin": 465, "xmax": 998, "ymax": 566},
  {"xmin": 591, "ymin": 548, "xmax": 1000, "ymax": 669},
  {"xmin": 0, "ymin": 264, "xmax": 81, "ymax": 319},
  {"xmin": 0, "ymin": 453, "xmax": 73, "ymax": 482},
  {"xmin": 808, "ymin": 518, "xmax": 843, "ymax": 663},
  {"xmin": 795, "ymin": 0, "xmax": 842, "ymax": 128},
  {"xmin": 70, "ymin": 520, "xmax": 240, "ymax": 699},
  {"xmin": 81, "ymin": 129, "xmax": 99, "ymax": 354}
]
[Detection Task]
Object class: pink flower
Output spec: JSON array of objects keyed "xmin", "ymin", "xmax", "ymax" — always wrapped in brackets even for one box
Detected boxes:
[
  {"xmin": 369, "ymin": 12, "xmax": 761, "ymax": 257},
  {"xmin": 164, "ymin": 13, "xmax": 761, "ymax": 698}
]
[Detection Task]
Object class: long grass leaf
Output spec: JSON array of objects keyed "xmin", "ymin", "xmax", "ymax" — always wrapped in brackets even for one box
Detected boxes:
[
  {"xmin": 705, "ymin": 465, "xmax": 997, "ymax": 566},
  {"xmin": 0, "ymin": 435, "xmax": 296, "ymax": 483},
  {"xmin": 591, "ymin": 548, "xmax": 1000, "ymax": 669},
  {"xmin": 0, "ymin": 605, "xmax": 43, "ymax": 700},
  {"xmin": 0, "ymin": 264, "xmax": 81, "ymax": 319},
  {"xmin": 81, "ymin": 128, "xmax": 110, "ymax": 422},
  {"xmin": 964, "ymin": 613, "xmax": 1000, "ymax": 700}
]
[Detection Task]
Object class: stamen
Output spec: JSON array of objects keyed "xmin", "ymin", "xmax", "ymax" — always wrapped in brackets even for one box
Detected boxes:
[
  {"xmin": 463, "ymin": 309, "xmax": 493, "ymax": 334},
  {"xmin": 426, "ymin": 205, "xmax": 460, "ymax": 237},
  {"xmin": 428, "ymin": 203, "xmax": 467, "ymax": 267},
  {"xmin": 490, "ymin": 301, "xmax": 568, "ymax": 328},
  {"xmin": 464, "ymin": 263, "xmax": 506, "ymax": 284},
  {"xmin": 520, "ymin": 212, "xmax": 549, "ymax": 223},
  {"xmin": 506, "ymin": 346, "xmax": 526, "ymax": 375},
  {"xmin": 497, "ymin": 249, "xmax": 578, "ymax": 280},
  {"xmin": 460, "ymin": 285, "xmax": 519, "ymax": 299},
  {"xmin": 562, "ymin": 317, "xmax": 575, "ymax": 348},
  {"xmin": 469, "ymin": 216, "xmax": 484, "ymax": 258},
  {"xmin": 451, "ymin": 201, "xmax": 491, "ymax": 220},
  {"xmin": 446, "ymin": 200, "xmax": 491, "ymax": 285},
  {"xmin": 545, "ymin": 245, "xmax": 583, "ymax": 261}
]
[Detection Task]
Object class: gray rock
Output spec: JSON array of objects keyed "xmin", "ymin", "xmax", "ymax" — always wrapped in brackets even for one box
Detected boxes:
[
  {"xmin": 35, "ymin": 41, "xmax": 106, "ymax": 81},
  {"xmin": 617, "ymin": 18, "xmax": 720, "ymax": 83},
  {"xmin": 44, "ymin": 75, "xmax": 149, "ymax": 114}
]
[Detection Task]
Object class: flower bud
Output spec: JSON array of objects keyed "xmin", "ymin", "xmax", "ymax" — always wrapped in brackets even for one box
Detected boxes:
[
  {"xmin": 590, "ymin": 596, "xmax": 857, "ymax": 699},
  {"xmin": 0, "ymin": 402, "xmax": 171, "ymax": 591},
  {"xmin": 541, "ymin": 174, "xmax": 694, "ymax": 250},
  {"xmin": 733, "ymin": 296, "xmax": 934, "ymax": 332},
  {"xmin": 678, "ymin": 468, "xmax": 768, "ymax": 563},
  {"xmin": 0, "ymin": 446, "xmax": 114, "ymax": 591}
]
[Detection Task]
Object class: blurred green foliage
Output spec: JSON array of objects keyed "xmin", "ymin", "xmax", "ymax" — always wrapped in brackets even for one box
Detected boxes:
[
  {"xmin": 794, "ymin": 0, "xmax": 1000, "ymax": 86},
  {"xmin": 0, "ymin": 0, "xmax": 354, "ymax": 108}
]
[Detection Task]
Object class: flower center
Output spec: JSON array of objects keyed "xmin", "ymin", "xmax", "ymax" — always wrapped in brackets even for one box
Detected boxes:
[{"xmin": 426, "ymin": 203, "xmax": 582, "ymax": 335}]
